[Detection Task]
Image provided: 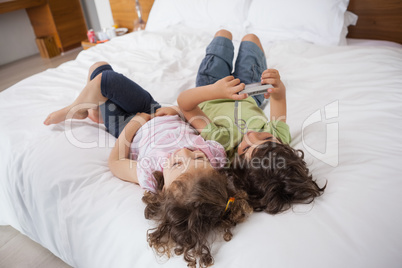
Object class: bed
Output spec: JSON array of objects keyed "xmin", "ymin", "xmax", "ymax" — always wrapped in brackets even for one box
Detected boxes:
[{"xmin": 1, "ymin": 0, "xmax": 402, "ymax": 267}]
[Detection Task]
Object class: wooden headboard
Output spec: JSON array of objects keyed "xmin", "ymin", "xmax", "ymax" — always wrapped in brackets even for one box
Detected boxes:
[
  {"xmin": 109, "ymin": 0, "xmax": 402, "ymax": 44},
  {"xmin": 347, "ymin": 0, "xmax": 402, "ymax": 44}
]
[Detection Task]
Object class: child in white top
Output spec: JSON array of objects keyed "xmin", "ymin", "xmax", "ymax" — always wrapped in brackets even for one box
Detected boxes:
[
  {"xmin": 43, "ymin": 62, "xmax": 226, "ymax": 191},
  {"xmin": 44, "ymin": 62, "xmax": 252, "ymax": 267},
  {"xmin": 129, "ymin": 114, "xmax": 225, "ymax": 192}
]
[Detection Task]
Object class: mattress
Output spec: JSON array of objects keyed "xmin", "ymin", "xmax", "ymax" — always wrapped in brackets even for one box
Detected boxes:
[
  {"xmin": 347, "ymin": 38, "xmax": 402, "ymax": 48},
  {"xmin": 1, "ymin": 28, "xmax": 402, "ymax": 268}
]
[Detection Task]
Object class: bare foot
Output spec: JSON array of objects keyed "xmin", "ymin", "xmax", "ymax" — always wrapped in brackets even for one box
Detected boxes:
[
  {"xmin": 88, "ymin": 108, "xmax": 104, "ymax": 124},
  {"xmin": 43, "ymin": 106, "xmax": 89, "ymax": 125}
]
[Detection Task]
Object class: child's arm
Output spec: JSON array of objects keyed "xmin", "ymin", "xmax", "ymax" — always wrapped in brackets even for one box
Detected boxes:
[
  {"xmin": 177, "ymin": 76, "xmax": 247, "ymax": 132},
  {"xmin": 108, "ymin": 113, "xmax": 151, "ymax": 183},
  {"xmin": 154, "ymin": 106, "xmax": 182, "ymax": 118},
  {"xmin": 261, "ymin": 69, "xmax": 287, "ymax": 122}
]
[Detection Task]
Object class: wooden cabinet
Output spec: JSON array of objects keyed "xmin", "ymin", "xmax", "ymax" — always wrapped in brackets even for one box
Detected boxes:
[
  {"xmin": 109, "ymin": 0, "xmax": 154, "ymax": 32},
  {"xmin": 26, "ymin": 0, "xmax": 88, "ymax": 52}
]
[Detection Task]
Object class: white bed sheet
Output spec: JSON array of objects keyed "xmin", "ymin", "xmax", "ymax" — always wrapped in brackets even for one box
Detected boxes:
[
  {"xmin": 1, "ymin": 28, "xmax": 402, "ymax": 268},
  {"xmin": 347, "ymin": 38, "xmax": 402, "ymax": 48}
]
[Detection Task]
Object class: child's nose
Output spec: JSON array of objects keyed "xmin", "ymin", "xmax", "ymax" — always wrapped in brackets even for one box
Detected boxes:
[{"xmin": 245, "ymin": 131, "xmax": 258, "ymax": 143}]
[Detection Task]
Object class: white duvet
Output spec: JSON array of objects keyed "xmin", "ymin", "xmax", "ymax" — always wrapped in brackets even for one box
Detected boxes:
[{"xmin": 1, "ymin": 28, "xmax": 402, "ymax": 268}]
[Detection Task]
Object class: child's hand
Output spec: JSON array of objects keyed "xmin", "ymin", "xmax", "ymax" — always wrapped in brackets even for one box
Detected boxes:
[
  {"xmin": 131, "ymin": 112, "xmax": 151, "ymax": 125},
  {"xmin": 213, "ymin": 76, "xmax": 247, "ymax": 100},
  {"xmin": 154, "ymin": 106, "xmax": 180, "ymax": 117},
  {"xmin": 261, "ymin": 69, "xmax": 286, "ymax": 100}
]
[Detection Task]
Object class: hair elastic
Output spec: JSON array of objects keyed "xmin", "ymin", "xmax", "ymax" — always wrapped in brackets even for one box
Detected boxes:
[{"xmin": 224, "ymin": 197, "xmax": 235, "ymax": 212}]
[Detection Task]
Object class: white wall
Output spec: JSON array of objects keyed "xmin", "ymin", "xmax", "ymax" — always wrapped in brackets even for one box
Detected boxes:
[
  {"xmin": 94, "ymin": 0, "xmax": 114, "ymax": 29},
  {"xmin": 0, "ymin": 10, "xmax": 39, "ymax": 66},
  {"xmin": 81, "ymin": 0, "xmax": 102, "ymax": 32}
]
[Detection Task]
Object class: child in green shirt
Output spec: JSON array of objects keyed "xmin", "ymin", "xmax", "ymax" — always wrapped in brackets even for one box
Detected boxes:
[{"xmin": 178, "ymin": 29, "xmax": 325, "ymax": 214}]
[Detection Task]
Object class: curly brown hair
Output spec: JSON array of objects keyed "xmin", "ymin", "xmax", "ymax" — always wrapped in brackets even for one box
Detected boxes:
[
  {"xmin": 228, "ymin": 140, "xmax": 326, "ymax": 214},
  {"xmin": 142, "ymin": 169, "xmax": 252, "ymax": 268}
]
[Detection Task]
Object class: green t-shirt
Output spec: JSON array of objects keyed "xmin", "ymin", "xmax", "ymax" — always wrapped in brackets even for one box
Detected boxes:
[{"xmin": 199, "ymin": 97, "xmax": 291, "ymax": 160}]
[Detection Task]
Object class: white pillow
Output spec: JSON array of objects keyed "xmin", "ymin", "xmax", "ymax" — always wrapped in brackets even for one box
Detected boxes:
[
  {"xmin": 245, "ymin": 0, "xmax": 349, "ymax": 45},
  {"xmin": 339, "ymin": 11, "xmax": 358, "ymax": 45},
  {"xmin": 146, "ymin": 0, "xmax": 251, "ymax": 33}
]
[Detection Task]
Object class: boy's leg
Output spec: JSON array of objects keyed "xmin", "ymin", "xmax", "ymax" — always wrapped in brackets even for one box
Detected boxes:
[
  {"xmin": 196, "ymin": 29, "xmax": 234, "ymax": 87},
  {"xmin": 233, "ymin": 34, "xmax": 267, "ymax": 107}
]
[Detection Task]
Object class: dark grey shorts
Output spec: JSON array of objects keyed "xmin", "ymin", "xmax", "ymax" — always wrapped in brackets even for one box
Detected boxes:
[{"xmin": 196, "ymin": 36, "xmax": 267, "ymax": 107}]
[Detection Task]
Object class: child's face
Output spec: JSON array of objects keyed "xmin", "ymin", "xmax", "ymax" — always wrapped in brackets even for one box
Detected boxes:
[
  {"xmin": 163, "ymin": 148, "xmax": 214, "ymax": 189},
  {"xmin": 237, "ymin": 131, "xmax": 280, "ymax": 159}
]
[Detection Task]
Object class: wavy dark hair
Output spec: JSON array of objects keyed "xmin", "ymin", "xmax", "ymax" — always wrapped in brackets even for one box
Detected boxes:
[
  {"xmin": 142, "ymin": 169, "xmax": 252, "ymax": 268},
  {"xmin": 228, "ymin": 140, "xmax": 326, "ymax": 214}
]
